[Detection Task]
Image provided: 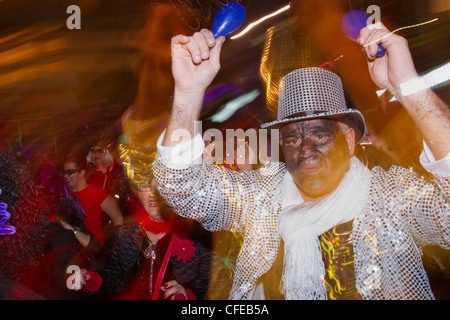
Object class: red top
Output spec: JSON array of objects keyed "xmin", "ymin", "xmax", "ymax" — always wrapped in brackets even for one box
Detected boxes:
[{"xmin": 73, "ymin": 184, "xmax": 108, "ymax": 244}]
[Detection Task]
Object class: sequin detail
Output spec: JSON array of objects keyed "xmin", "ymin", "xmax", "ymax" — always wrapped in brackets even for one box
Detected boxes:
[{"xmin": 153, "ymin": 156, "xmax": 450, "ymax": 300}]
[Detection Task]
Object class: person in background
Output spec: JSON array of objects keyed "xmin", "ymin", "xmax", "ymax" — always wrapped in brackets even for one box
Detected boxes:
[
  {"xmin": 37, "ymin": 162, "xmax": 95, "ymax": 248},
  {"xmin": 72, "ymin": 178, "xmax": 213, "ymax": 300},
  {"xmin": 63, "ymin": 154, "xmax": 123, "ymax": 245},
  {"xmin": 203, "ymin": 137, "xmax": 254, "ymax": 299},
  {"xmin": 22, "ymin": 162, "xmax": 98, "ymax": 299},
  {"xmin": 0, "ymin": 152, "xmax": 92, "ymax": 299},
  {"xmin": 87, "ymin": 137, "xmax": 140, "ymax": 218}
]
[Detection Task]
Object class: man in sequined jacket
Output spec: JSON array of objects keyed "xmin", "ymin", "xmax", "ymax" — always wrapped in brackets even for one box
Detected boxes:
[{"xmin": 149, "ymin": 23, "xmax": 450, "ymax": 300}]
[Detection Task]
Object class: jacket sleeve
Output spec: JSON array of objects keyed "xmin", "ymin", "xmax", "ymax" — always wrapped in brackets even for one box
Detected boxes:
[
  {"xmin": 170, "ymin": 235, "xmax": 214, "ymax": 300},
  {"xmin": 153, "ymin": 132, "xmax": 263, "ymax": 233},
  {"xmin": 374, "ymin": 165, "xmax": 450, "ymax": 248},
  {"xmin": 84, "ymin": 224, "xmax": 140, "ymax": 298},
  {"xmin": 153, "ymin": 155, "xmax": 263, "ymax": 233}
]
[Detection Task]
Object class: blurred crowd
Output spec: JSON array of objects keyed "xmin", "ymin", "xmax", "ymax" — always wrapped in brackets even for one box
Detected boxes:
[{"xmin": 0, "ymin": 134, "xmax": 243, "ymax": 300}]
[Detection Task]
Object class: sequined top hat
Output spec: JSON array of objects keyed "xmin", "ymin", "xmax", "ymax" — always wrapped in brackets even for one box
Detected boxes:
[{"xmin": 261, "ymin": 67, "xmax": 366, "ymax": 142}]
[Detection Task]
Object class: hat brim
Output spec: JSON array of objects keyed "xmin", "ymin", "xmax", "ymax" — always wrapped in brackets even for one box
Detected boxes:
[{"xmin": 260, "ymin": 109, "xmax": 366, "ymax": 143}]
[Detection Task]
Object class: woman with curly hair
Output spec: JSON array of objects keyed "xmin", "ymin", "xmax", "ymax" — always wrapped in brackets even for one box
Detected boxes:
[
  {"xmin": 0, "ymin": 151, "xmax": 96, "ymax": 299},
  {"xmin": 74, "ymin": 179, "xmax": 213, "ymax": 300},
  {"xmin": 0, "ymin": 151, "xmax": 50, "ymax": 299}
]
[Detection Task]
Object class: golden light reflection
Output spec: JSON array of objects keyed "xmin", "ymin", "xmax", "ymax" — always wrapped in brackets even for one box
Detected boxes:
[{"xmin": 259, "ymin": 16, "xmax": 325, "ymax": 113}]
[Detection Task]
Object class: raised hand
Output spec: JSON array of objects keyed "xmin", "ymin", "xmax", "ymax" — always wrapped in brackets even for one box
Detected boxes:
[
  {"xmin": 359, "ymin": 22, "xmax": 450, "ymax": 161},
  {"xmin": 358, "ymin": 22, "xmax": 419, "ymax": 95},
  {"xmin": 171, "ymin": 29, "xmax": 225, "ymax": 94},
  {"xmin": 163, "ymin": 29, "xmax": 225, "ymax": 147}
]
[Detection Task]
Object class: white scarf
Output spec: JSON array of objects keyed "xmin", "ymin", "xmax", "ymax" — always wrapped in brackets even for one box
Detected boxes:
[{"xmin": 278, "ymin": 156, "xmax": 372, "ymax": 299}]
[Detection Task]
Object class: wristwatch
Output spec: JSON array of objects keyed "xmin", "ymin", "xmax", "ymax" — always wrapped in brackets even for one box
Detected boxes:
[{"xmin": 73, "ymin": 226, "xmax": 81, "ymax": 235}]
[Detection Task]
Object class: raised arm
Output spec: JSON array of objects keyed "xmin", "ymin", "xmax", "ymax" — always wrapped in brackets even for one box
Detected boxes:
[
  {"xmin": 100, "ymin": 195, "xmax": 124, "ymax": 226},
  {"xmin": 162, "ymin": 29, "xmax": 225, "ymax": 147},
  {"xmin": 358, "ymin": 22, "xmax": 450, "ymax": 161}
]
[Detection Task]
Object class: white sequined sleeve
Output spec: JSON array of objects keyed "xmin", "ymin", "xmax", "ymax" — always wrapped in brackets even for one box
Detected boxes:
[
  {"xmin": 154, "ymin": 131, "xmax": 277, "ymax": 232},
  {"xmin": 369, "ymin": 165, "xmax": 450, "ymax": 247}
]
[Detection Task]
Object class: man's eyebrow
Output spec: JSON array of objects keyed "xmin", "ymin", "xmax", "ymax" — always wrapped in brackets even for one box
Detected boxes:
[
  {"xmin": 281, "ymin": 130, "xmax": 302, "ymax": 138},
  {"xmin": 306, "ymin": 125, "xmax": 333, "ymax": 132},
  {"xmin": 285, "ymin": 131, "xmax": 300, "ymax": 137},
  {"xmin": 281, "ymin": 123, "xmax": 335, "ymax": 137}
]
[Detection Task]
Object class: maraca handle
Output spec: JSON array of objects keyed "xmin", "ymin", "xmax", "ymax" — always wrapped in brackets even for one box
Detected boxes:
[{"xmin": 376, "ymin": 44, "xmax": 386, "ymax": 57}]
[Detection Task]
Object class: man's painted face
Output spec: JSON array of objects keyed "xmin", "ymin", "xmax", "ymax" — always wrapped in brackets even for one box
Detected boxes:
[{"xmin": 280, "ymin": 119, "xmax": 352, "ymax": 199}]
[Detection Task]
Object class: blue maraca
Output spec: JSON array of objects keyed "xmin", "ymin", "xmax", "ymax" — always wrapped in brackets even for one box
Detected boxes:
[
  {"xmin": 212, "ymin": 2, "xmax": 246, "ymax": 38},
  {"xmin": 341, "ymin": 10, "xmax": 386, "ymax": 57}
]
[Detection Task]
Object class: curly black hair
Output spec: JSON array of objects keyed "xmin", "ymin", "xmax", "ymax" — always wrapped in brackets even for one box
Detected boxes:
[
  {"xmin": 0, "ymin": 151, "xmax": 53, "ymax": 280},
  {"xmin": 0, "ymin": 152, "xmax": 26, "ymax": 206}
]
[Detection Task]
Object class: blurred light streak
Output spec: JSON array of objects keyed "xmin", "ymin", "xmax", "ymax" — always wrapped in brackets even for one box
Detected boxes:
[
  {"xmin": 0, "ymin": 24, "xmax": 60, "ymax": 46},
  {"xmin": 0, "ymin": 38, "xmax": 66, "ymax": 68},
  {"xmin": 113, "ymin": 108, "xmax": 135, "ymax": 132},
  {"xmin": 0, "ymin": 61, "xmax": 68, "ymax": 87},
  {"xmin": 203, "ymin": 84, "xmax": 240, "ymax": 106},
  {"xmin": 362, "ymin": 18, "xmax": 439, "ymax": 49},
  {"xmin": 209, "ymin": 89, "xmax": 260, "ymax": 122},
  {"xmin": 389, "ymin": 61, "xmax": 450, "ymax": 101},
  {"xmin": 230, "ymin": 4, "xmax": 290, "ymax": 39}
]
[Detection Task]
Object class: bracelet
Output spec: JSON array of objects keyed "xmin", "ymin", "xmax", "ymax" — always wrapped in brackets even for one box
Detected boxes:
[{"xmin": 73, "ymin": 226, "xmax": 81, "ymax": 235}]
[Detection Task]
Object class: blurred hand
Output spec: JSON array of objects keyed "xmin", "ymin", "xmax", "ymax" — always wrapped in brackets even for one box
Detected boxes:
[{"xmin": 161, "ymin": 280, "xmax": 187, "ymax": 300}]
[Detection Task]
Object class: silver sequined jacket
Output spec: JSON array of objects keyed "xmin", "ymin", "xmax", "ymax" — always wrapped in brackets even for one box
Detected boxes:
[{"xmin": 153, "ymin": 157, "xmax": 450, "ymax": 300}]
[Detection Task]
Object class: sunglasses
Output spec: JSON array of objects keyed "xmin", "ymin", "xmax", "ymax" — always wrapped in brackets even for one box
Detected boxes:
[
  {"xmin": 61, "ymin": 169, "xmax": 79, "ymax": 175},
  {"xmin": 137, "ymin": 184, "xmax": 159, "ymax": 193},
  {"xmin": 90, "ymin": 147, "xmax": 107, "ymax": 154},
  {"xmin": 137, "ymin": 185, "xmax": 152, "ymax": 192}
]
